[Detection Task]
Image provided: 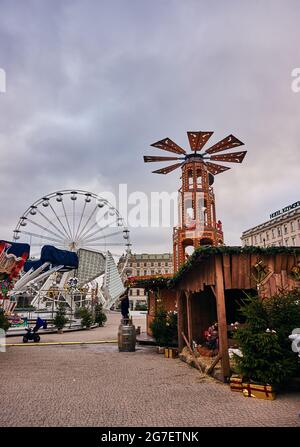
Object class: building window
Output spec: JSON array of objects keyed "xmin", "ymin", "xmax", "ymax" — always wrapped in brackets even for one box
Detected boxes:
[
  {"xmin": 158, "ymin": 270, "xmax": 161, "ymax": 274},
  {"xmin": 129, "ymin": 289, "xmax": 133, "ymax": 296},
  {"xmin": 254, "ymin": 235, "xmax": 257, "ymax": 244},
  {"xmin": 266, "ymin": 232, "xmax": 269, "ymax": 241},
  {"xmin": 278, "ymin": 240, "xmax": 282, "ymax": 246},
  {"xmin": 259, "ymin": 234, "xmax": 262, "ymax": 242},
  {"xmin": 158, "ymin": 262, "xmax": 161, "ymax": 267},
  {"xmin": 144, "ymin": 270, "xmax": 147, "ymax": 276},
  {"xmin": 151, "ymin": 270, "xmax": 154, "ymax": 275},
  {"xmin": 277, "ymin": 227, "xmax": 281, "ymax": 236},
  {"xmin": 285, "ymin": 238, "xmax": 289, "ymax": 246},
  {"xmin": 165, "ymin": 270, "xmax": 168, "ymax": 274},
  {"xmin": 144, "ymin": 262, "xmax": 147, "ymax": 267},
  {"xmin": 165, "ymin": 262, "xmax": 168, "ymax": 267},
  {"xmin": 137, "ymin": 262, "xmax": 140, "ymax": 267},
  {"xmin": 284, "ymin": 225, "xmax": 288, "ymax": 235},
  {"xmin": 272, "ymin": 229, "xmax": 275, "ymax": 239},
  {"xmin": 137, "ymin": 270, "xmax": 140, "ymax": 276},
  {"xmin": 292, "ymin": 236, "xmax": 296, "ymax": 246},
  {"xmin": 291, "ymin": 221, "xmax": 294, "ymax": 232},
  {"xmin": 298, "ymin": 219, "xmax": 300, "ymax": 230},
  {"xmin": 151, "ymin": 262, "xmax": 154, "ymax": 267},
  {"xmin": 137, "ymin": 289, "xmax": 140, "ymax": 296},
  {"xmin": 188, "ymin": 170, "xmax": 193, "ymax": 189}
]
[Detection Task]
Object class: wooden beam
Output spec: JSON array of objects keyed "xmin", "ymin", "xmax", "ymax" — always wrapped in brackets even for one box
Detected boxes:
[
  {"xmin": 214, "ymin": 255, "xmax": 230, "ymax": 380},
  {"xmin": 222, "ymin": 254, "xmax": 232, "ymax": 289},
  {"xmin": 206, "ymin": 353, "xmax": 222, "ymax": 375},
  {"xmin": 181, "ymin": 331, "xmax": 206, "ymax": 373},
  {"xmin": 177, "ymin": 291, "xmax": 185, "ymax": 352},
  {"xmin": 186, "ymin": 292, "xmax": 193, "ymax": 345}
]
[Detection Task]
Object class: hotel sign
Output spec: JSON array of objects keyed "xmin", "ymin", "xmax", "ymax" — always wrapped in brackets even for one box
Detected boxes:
[{"xmin": 270, "ymin": 201, "xmax": 300, "ymax": 219}]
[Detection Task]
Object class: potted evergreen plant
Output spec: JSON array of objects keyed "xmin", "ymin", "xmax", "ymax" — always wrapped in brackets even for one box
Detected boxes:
[
  {"xmin": 94, "ymin": 303, "xmax": 107, "ymax": 327},
  {"xmin": 150, "ymin": 308, "xmax": 178, "ymax": 353},
  {"xmin": 53, "ymin": 303, "xmax": 68, "ymax": 334},
  {"xmin": 79, "ymin": 307, "xmax": 94, "ymax": 329}
]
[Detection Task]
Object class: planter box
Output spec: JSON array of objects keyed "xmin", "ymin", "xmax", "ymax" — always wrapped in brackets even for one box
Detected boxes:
[
  {"xmin": 242, "ymin": 382, "xmax": 276, "ymax": 400},
  {"xmin": 164, "ymin": 347, "xmax": 178, "ymax": 359},
  {"xmin": 230, "ymin": 375, "xmax": 243, "ymax": 392}
]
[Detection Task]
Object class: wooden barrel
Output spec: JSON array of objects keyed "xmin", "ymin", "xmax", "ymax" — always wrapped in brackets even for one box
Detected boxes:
[{"xmin": 118, "ymin": 320, "xmax": 136, "ymax": 352}]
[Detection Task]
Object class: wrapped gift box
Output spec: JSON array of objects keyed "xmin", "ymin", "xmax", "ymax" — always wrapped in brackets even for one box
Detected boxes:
[
  {"xmin": 230, "ymin": 375, "xmax": 243, "ymax": 392},
  {"xmin": 164, "ymin": 348, "xmax": 178, "ymax": 358},
  {"xmin": 242, "ymin": 382, "xmax": 276, "ymax": 400}
]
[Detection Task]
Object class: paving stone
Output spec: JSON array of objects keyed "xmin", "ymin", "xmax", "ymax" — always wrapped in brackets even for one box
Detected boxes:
[{"xmin": 0, "ymin": 312, "xmax": 299, "ymax": 427}]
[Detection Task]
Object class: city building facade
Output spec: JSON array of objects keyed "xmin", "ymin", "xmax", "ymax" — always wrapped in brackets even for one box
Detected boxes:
[
  {"xmin": 241, "ymin": 201, "xmax": 300, "ymax": 247},
  {"xmin": 118, "ymin": 253, "xmax": 173, "ymax": 309}
]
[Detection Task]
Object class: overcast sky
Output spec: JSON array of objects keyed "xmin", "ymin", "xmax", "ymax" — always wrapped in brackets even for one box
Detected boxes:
[{"xmin": 0, "ymin": 0, "xmax": 299, "ymax": 254}]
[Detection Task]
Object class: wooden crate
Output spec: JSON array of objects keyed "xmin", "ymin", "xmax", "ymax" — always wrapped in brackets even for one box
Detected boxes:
[
  {"xmin": 230, "ymin": 375, "xmax": 243, "ymax": 392},
  {"xmin": 242, "ymin": 382, "xmax": 276, "ymax": 400}
]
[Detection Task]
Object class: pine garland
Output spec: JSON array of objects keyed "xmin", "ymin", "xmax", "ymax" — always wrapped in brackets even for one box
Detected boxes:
[{"xmin": 135, "ymin": 245, "xmax": 300, "ymax": 291}]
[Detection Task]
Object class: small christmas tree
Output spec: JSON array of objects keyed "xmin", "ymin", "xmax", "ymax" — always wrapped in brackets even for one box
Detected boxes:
[
  {"xmin": 79, "ymin": 307, "xmax": 93, "ymax": 328},
  {"xmin": 53, "ymin": 303, "xmax": 68, "ymax": 331},
  {"xmin": 94, "ymin": 303, "xmax": 107, "ymax": 327},
  {"xmin": 234, "ymin": 291, "xmax": 300, "ymax": 387},
  {"xmin": 150, "ymin": 307, "xmax": 178, "ymax": 347}
]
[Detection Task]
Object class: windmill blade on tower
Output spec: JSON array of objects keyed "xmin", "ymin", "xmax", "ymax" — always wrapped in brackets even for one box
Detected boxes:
[
  {"xmin": 144, "ymin": 131, "xmax": 246, "ymax": 178},
  {"xmin": 151, "ymin": 138, "xmax": 186, "ymax": 155},
  {"xmin": 209, "ymin": 151, "xmax": 247, "ymax": 164},
  {"xmin": 143, "ymin": 155, "xmax": 184, "ymax": 163},
  {"xmin": 205, "ymin": 162, "xmax": 231, "ymax": 176},
  {"xmin": 187, "ymin": 131, "xmax": 214, "ymax": 152},
  {"xmin": 204, "ymin": 134, "xmax": 244, "ymax": 154},
  {"xmin": 152, "ymin": 162, "xmax": 183, "ymax": 175}
]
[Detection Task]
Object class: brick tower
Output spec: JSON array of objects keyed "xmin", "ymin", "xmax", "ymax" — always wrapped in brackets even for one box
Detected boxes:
[{"xmin": 173, "ymin": 156, "xmax": 223, "ymax": 271}]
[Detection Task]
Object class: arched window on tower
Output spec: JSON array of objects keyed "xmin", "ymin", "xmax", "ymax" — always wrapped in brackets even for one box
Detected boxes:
[
  {"xmin": 188, "ymin": 170, "xmax": 193, "ymax": 190},
  {"xmin": 184, "ymin": 194, "xmax": 195, "ymax": 230},
  {"xmin": 197, "ymin": 193, "xmax": 207, "ymax": 226},
  {"xmin": 203, "ymin": 199, "xmax": 208, "ymax": 225},
  {"xmin": 211, "ymin": 202, "xmax": 216, "ymax": 225},
  {"xmin": 196, "ymin": 192, "xmax": 204, "ymax": 226},
  {"xmin": 196, "ymin": 170, "xmax": 202, "ymax": 189},
  {"xmin": 185, "ymin": 245, "xmax": 195, "ymax": 260}
]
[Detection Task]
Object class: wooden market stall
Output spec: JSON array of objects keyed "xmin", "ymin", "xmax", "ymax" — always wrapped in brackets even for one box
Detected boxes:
[{"xmin": 140, "ymin": 246, "xmax": 300, "ymax": 381}]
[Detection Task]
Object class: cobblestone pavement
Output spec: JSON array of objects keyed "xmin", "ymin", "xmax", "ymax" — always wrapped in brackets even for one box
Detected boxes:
[{"xmin": 1, "ymin": 313, "xmax": 299, "ymax": 427}]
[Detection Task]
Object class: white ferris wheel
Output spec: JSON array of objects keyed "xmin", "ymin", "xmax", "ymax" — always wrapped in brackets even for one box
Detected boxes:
[
  {"xmin": 13, "ymin": 189, "xmax": 131, "ymax": 259},
  {"xmin": 12, "ymin": 190, "xmax": 131, "ymax": 310}
]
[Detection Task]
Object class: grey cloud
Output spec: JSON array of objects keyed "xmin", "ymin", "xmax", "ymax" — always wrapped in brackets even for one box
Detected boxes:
[{"xmin": 0, "ymin": 0, "xmax": 299, "ymax": 252}]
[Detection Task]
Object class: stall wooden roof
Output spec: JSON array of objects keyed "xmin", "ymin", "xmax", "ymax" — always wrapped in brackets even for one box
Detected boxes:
[{"xmin": 136, "ymin": 246, "xmax": 300, "ymax": 296}]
